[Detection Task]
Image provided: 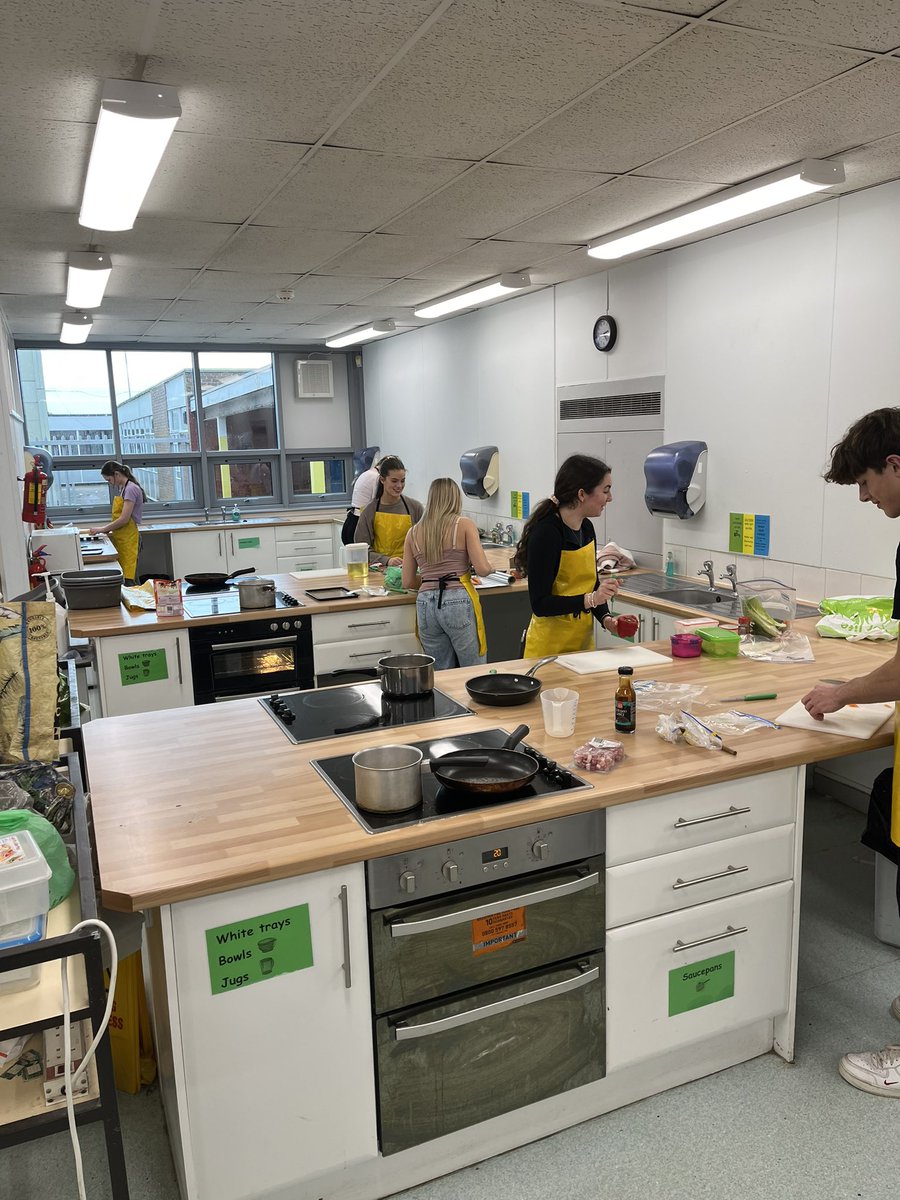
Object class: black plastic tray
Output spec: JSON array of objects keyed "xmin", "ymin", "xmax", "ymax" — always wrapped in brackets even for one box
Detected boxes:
[{"xmin": 303, "ymin": 586, "xmax": 359, "ymax": 601}]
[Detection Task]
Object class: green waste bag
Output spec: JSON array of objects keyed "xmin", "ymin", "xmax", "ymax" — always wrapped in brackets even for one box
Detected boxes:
[
  {"xmin": 816, "ymin": 596, "xmax": 898, "ymax": 642},
  {"xmin": 0, "ymin": 809, "xmax": 75, "ymax": 908}
]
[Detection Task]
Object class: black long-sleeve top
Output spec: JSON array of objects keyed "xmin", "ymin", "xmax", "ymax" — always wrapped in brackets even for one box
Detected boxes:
[{"xmin": 526, "ymin": 512, "xmax": 610, "ymax": 624}]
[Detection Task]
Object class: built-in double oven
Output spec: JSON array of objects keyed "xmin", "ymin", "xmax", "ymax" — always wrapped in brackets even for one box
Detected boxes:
[
  {"xmin": 189, "ymin": 614, "xmax": 314, "ymax": 704},
  {"xmin": 366, "ymin": 808, "xmax": 606, "ymax": 1155}
]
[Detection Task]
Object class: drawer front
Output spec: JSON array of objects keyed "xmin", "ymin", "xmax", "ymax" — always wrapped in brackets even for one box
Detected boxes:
[
  {"xmin": 276, "ymin": 551, "xmax": 334, "ymax": 573},
  {"xmin": 606, "ymin": 824, "xmax": 795, "ymax": 927},
  {"xmin": 606, "ymin": 769, "xmax": 798, "ymax": 866},
  {"xmin": 276, "ymin": 534, "xmax": 334, "ymax": 556},
  {"xmin": 605, "ymin": 880, "xmax": 793, "ymax": 1071},
  {"xmin": 276, "ymin": 524, "xmax": 334, "ymax": 545},
  {"xmin": 314, "ymin": 633, "xmax": 420, "ymax": 674},
  {"xmin": 313, "ymin": 604, "xmax": 416, "ymax": 645}
]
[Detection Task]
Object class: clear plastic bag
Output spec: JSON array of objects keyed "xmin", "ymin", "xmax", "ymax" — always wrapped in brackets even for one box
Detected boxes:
[
  {"xmin": 633, "ymin": 680, "xmax": 709, "ymax": 712},
  {"xmin": 656, "ymin": 711, "xmax": 737, "ymax": 754},
  {"xmin": 739, "ymin": 631, "xmax": 814, "ymax": 662},
  {"xmin": 704, "ymin": 709, "xmax": 781, "ymax": 736},
  {"xmin": 573, "ymin": 738, "xmax": 626, "ymax": 773}
]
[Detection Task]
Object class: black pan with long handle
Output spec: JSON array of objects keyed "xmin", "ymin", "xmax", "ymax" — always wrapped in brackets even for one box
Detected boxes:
[
  {"xmin": 428, "ymin": 725, "xmax": 538, "ymax": 795},
  {"xmin": 182, "ymin": 566, "xmax": 257, "ymax": 592},
  {"xmin": 464, "ymin": 657, "xmax": 557, "ymax": 708}
]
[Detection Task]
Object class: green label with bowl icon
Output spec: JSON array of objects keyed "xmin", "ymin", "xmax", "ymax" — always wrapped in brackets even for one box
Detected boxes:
[
  {"xmin": 668, "ymin": 950, "xmax": 734, "ymax": 1016},
  {"xmin": 205, "ymin": 904, "xmax": 313, "ymax": 996}
]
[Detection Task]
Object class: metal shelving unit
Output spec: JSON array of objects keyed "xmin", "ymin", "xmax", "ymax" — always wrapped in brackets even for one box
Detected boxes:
[{"xmin": 0, "ymin": 753, "xmax": 129, "ymax": 1198}]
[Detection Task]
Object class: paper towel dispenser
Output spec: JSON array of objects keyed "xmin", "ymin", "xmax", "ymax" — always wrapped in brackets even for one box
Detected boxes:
[
  {"xmin": 643, "ymin": 440, "xmax": 707, "ymax": 519},
  {"xmin": 460, "ymin": 446, "xmax": 499, "ymax": 498}
]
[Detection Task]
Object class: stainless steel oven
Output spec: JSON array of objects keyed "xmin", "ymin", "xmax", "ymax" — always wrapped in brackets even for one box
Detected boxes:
[
  {"xmin": 367, "ymin": 809, "xmax": 605, "ymax": 1155},
  {"xmin": 189, "ymin": 615, "xmax": 314, "ymax": 704}
]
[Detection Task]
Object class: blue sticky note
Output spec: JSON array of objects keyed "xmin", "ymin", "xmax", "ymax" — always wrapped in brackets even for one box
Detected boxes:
[
  {"xmin": 522, "ymin": 492, "xmax": 530, "ymax": 517},
  {"xmin": 753, "ymin": 515, "xmax": 770, "ymax": 556}
]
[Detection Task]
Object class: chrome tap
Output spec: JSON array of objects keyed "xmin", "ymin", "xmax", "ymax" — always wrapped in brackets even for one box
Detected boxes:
[
  {"xmin": 698, "ymin": 559, "xmax": 716, "ymax": 590},
  {"xmin": 503, "ymin": 524, "xmax": 515, "ymax": 545},
  {"xmin": 719, "ymin": 564, "xmax": 738, "ymax": 593},
  {"xmin": 220, "ymin": 505, "xmax": 228, "ymax": 522},
  {"xmin": 490, "ymin": 521, "xmax": 505, "ymax": 543}
]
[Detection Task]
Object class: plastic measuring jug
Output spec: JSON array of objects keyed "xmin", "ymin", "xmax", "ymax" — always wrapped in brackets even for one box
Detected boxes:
[
  {"xmin": 540, "ymin": 687, "xmax": 579, "ymax": 737},
  {"xmin": 342, "ymin": 542, "xmax": 369, "ymax": 586}
]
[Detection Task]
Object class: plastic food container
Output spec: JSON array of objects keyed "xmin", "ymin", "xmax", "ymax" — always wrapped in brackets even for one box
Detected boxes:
[
  {"xmin": 60, "ymin": 567, "xmax": 124, "ymax": 609},
  {"xmin": 670, "ymin": 633, "xmax": 702, "ymax": 658},
  {"xmin": 0, "ymin": 912, "xmax": 47, "ymax": 993},
  {"xmin": 0, "ymin": 830, "xmax": 51, "ymax": 925},
  {"xmin": 737, "ymin": 579, "xmax": 796, "ymax": 627},
  {"xmin": 696, "ymin": 627, "xmax": 739, "ymax": 658},
  {"xmin": 673, "ymin": 616, "xmax": 714, "ymax": 634}
]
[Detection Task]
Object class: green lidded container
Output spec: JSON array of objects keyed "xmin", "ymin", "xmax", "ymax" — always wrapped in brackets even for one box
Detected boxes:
[{"xmin": 696, "ymin": 626, "xmax": 739, "ymax": 658}]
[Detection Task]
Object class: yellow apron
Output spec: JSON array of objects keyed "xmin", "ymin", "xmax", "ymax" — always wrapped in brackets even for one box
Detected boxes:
[
  {"xmin": 372, "ymin": 507, "xmax": 412, "ymax": 561},
  {"xmin": 108, "ymin": 494, "xmax": 140, "ymax": 581},
  {"xmin": 523, "ymin": 540, "xmax": 597, "ymax": 658},
  {"xmin": 891, "ymin": 705, "xmax": 900, "ymax": 846},
  {"xmin": 460, "ymin": 572, "xmax": 487, "ymax": 657}
]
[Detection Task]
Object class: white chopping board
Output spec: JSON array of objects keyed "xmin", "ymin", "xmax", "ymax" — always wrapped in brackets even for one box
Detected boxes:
[
  {"xmin": 556, "ymin": 646, "xmax": 673, "ymax": 675},
  {"xmin": 774, "ymin": 700, "xmax": 894, "ymax": 740}
]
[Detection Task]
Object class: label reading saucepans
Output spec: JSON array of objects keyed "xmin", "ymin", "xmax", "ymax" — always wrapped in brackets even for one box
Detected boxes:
[
  {"xmin": 668, "ymin": 951, "xmax": 735, "ymax": 1016},
  {"xmin": 472, "ymin": 908, "xmax": 526, "ymax": 956}
]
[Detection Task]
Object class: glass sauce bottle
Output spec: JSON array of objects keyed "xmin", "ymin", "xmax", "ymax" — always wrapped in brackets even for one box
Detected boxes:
[{"xmin": 615, "ymin": 666, "xmax": 636, "ymax": 734}]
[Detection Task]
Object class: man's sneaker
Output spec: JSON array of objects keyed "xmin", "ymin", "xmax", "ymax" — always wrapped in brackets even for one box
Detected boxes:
[
  {"xmin": 892, "ymin": 994, "xmax": 900, "ymax": 1022},
  {"xmin": 839, "ymin": 1045, "xmax": 900, "ymax": 1096}
]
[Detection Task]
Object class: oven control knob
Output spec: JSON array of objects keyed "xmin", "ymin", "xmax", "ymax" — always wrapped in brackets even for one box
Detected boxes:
[
  {"xmin": 532, "ymin": 840, "xmax": 550, "ymax": 860},
  {"xmin": 442, "ymin": 861, "xmax": 460, "ymax": 883},
  {"xmin": 281, "ymin": 621, "xmax": 291, "ymax": 630},
  {"xmin": 399, "ymin": 871, "xmax": 416, "ymax": 894},
  {"xmin": 293, "ymin": 620, "xmax": 303, "ymax": 629}
]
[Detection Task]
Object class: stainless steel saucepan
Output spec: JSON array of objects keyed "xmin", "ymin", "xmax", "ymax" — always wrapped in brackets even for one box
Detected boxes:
[{"xmin": 332, "ymin": 652, "xmax": 435, "ymax": 697}]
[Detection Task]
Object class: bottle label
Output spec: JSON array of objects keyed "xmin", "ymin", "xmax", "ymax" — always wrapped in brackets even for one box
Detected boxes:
[{"xmin": 615, "ymin": 698, "xmax": 636, "ymax": 732}]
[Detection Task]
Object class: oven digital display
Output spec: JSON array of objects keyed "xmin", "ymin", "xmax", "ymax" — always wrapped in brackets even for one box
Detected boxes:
[{"xmin": 481, "ymin": 846, "xmax": 509, "ymax": 864}]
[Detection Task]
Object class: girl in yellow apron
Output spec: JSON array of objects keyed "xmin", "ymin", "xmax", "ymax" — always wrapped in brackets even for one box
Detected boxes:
[
  {"xmin": 354, "ymin": 455, "xmax": 423, "ymax": 567},
  {"xmin": 402, "ymin": 479, "xmax": 492, "ymax": 669},
  {"xmin": 516, "ymin": 455, "xmax": 632, "ymax": 658},
  {"xmin": 89, "ymin": 459, "xmax": 144, "ymax": 583}
]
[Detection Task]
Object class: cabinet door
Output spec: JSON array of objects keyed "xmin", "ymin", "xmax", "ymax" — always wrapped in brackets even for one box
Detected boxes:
[
  {"xmin": 96, "ymin": 630, "xmax": 193, "ymax": 716},
  {"xmin": 167, "ymin": 865, "xmax": 377, "ymax": 1199},
  {"xmin": 224, "ymin": 526, "xmax": 276, "ymax": 573},
  {"xmin": 171, "ymin": 529, "xmax": 225, "ymax": 578},
  {"xmin": 594, "ymin": 600, "xmax": 647, "ymax": 647}
]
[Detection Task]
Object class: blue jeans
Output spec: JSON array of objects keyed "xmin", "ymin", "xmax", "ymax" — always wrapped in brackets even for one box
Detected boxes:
[{"xmin": 416, "ymin": 588, "xmax": 485, "ymax": 671}]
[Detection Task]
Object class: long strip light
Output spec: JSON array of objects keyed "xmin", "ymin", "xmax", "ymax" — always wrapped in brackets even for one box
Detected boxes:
[
  {"xmin": 414, "ymin": 272, "xmax": 531, "ymax": 319},
  {"xmin": 60, "ymin": 312, "xmax": 93, "ymax": 345},
  {"xmin": 79, "ymin": 80, "xmax": 181, "ymax": 232},
  {"xmin": 66, "ymin": 251, "xmax": 112, "ymax": 308},
  {"xmin": 325, "ymin": 320, "xmax": 396, "ymax": 349},
  {"xmin": 588, "ymin": 160, "xmax": 845, "ymax": 261}
]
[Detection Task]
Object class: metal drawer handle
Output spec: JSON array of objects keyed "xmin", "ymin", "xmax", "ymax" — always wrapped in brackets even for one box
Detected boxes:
[
  {"xmin": 338, "ymin": 885, "xmax": 352, "ymax": 989},
  {"xmin": 349, "ymin": 648, "xmax": 393, "ymax": 659},
  {"xmin": 673, "ymin": 804, "xmax": 751, "ymax": 829},
  {"xmin": 393, "ymin": 964, "xmax": 599, "ymax": 1041},
  {"xmin": 389, "ymin": 871, "xmax": 600, "ymax": 938},
  {"xmin": 346, "ymin": 621, "xmax": 390, "ymax": 629},
  {"xmin": 673, "ymin": 864, "xmax": 748, "ymax": 890},
  {"xmin": 673, "ymin": 924, "xmax": 748, "ymax": 953}
]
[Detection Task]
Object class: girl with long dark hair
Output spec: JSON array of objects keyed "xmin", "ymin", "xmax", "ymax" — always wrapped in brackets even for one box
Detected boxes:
[
  {"xmin": 88, "ymin": 460, "xmax": 146, "ymax": 583},
  {"xmin": 354, "ymin": 455, "xmax": 423, "ymax": 567}
]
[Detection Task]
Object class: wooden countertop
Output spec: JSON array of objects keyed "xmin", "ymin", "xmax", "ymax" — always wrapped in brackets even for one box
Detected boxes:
[{"xmin": 84, "ymin": 620, "xmax": 894, "ymax": 913}]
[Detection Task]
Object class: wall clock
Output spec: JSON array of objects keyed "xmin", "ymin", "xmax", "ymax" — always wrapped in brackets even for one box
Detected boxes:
[{"xmin": 592, "ymin": 314, "xmax": 617, "ymax": 352}]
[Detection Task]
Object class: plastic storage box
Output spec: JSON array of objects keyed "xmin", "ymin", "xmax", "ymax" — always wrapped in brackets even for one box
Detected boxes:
[
  {"xmin": 60, "ymin": 567, "xmax": 124, "ymax": 609},
  {"xmin": 696, "ymin": 626, "xmax": 739, "ymax": 657},
  {"xmin": 737, "ymin": 579, "xmax": 796, "ymax": 627},
  {"xmin": 0, "ymin": 830, "xmax": 51, "ymax": 994},
  {"xmin": 0, "ymin": 912, "xmax": 48, "ymax": 993}
]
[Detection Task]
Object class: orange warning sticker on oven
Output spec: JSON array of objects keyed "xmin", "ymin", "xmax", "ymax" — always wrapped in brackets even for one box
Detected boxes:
[{"xmin": 472, "ymin": 908, "xmax": 526, "ymax": 955}]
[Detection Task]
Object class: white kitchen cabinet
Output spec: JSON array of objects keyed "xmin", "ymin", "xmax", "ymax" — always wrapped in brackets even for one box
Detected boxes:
[
  {"xmin": 275, "ymin": 523, "xmax": 335, "ymax": 572},
  {"xmin": 171, "ymin": 526, "xmax": 277, "ymax": 578},
  {"xmin": 594, "ymin": 598, "xmax": 680, "ymax": 647},
  {"xmin": 312, "ymin": 603, "xmax": 419, "ymax": 679},
  {"xmin": 95, "ymin": 629, "xmax": 193, "ymax": 717},
  {"xmin": 152, "ymin": 863, "xmax": 378, "ymax": 1200}
]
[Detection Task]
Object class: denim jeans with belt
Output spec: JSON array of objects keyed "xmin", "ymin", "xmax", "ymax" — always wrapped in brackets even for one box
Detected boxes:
[{"xmin": 416, "ymin": 587, "xmax": 485, "ymax": 671}]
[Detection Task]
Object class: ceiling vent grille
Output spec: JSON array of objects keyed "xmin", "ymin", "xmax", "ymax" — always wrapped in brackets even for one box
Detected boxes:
[
  {"xmin": 295, "ymin": 358, "xmax": 334, "ymax": 399},
  {"xmin": 559, "ymin": 389, "xmax": 661, "ymax": 422}
]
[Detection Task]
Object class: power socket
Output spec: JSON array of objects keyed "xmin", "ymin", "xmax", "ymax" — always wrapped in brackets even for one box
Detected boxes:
[{"xmin": 43, "ymin": 1021, "xmax": 89, "ymax": 1105}]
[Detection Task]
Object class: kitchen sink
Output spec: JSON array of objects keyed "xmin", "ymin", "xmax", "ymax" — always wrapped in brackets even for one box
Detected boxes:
[
  {"xmin": 647, "ymin": 587, "xmax": 737, "ymax": 608},
  {"xmin": 480, "ymin": 540, "xmax": 506, "ymax": 549}
]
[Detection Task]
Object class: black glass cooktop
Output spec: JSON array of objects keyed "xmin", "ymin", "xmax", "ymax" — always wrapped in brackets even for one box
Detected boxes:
[
  {"xmin": 260, "ymin": 682, "xmax": 472, "ymax": 744},
  {"xmin": 311, "ymin": 728, "xmax": 593, "ymax": 834}
]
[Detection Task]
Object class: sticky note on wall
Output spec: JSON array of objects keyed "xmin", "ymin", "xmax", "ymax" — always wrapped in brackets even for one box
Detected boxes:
[
  {"xmin": 510, "ymin": 491, "xmax": 530, "ymax": 519},
  {"xmin": 729, "ymin": 512, "xmax": 770, "ymax": 555}
]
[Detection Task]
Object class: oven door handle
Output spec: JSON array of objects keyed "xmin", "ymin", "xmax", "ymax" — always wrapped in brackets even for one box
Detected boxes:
[
  {"xmin": 208, "ymin": 635, "xmax": 298, "ymax": 652},
  {"xmin": 393, "ymin": 963, "xmax": 599, "ymax": 1041},
  {"xmin": 388, "ymin": 870, "xmax": 600, "ymax": 938}
]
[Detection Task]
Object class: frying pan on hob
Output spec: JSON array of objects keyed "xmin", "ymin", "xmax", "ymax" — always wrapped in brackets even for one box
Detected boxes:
[
  {"xmin": 182, "ymin": 566, "xmax": 256, "ymax": 592},
  {"xmin": 464, "ymin": 657, "xmax": 556, "ymax": 708},
  {"xmin": 428, "ymin": 725, "xmax": 538, "ymax": 795}
]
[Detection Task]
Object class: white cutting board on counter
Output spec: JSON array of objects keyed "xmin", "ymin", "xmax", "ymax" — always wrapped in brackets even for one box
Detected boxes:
[
  {"xmin": 775, "ymin": 700, "xmax": 894, "ymax": 739},
  {"xmin": 556, "ymin": 646, "xmax": 673, "ymax": 675}
]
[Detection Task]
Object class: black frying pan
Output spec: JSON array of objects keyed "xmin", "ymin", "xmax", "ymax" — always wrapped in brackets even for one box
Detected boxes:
[
  {"xmin": 429, "ymin": 725, "xmax": 538, "ymax": 795},
  {"xmin": 182, "ymin": 566, "xmax": 256, "ymax": 592},
  {"xmin": 465, "ymin": 656, "xmax": 557, "ymax": 708}
]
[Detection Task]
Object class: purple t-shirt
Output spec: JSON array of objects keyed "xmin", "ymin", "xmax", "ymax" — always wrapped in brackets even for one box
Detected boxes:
[{"xmin": 122, "ymin": 480, "xmax": 143, "ymax": 526}]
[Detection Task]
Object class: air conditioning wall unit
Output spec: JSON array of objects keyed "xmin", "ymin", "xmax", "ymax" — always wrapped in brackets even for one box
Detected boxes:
[{"xmin": 295, "ymin": 358, "xmax": 334, "ymax": 400}]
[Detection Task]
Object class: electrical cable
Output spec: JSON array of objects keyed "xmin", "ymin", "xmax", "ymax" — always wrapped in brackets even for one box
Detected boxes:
[{"xmin": 59, "ymin": 919, "xmax": 118, "ymax": 1200}]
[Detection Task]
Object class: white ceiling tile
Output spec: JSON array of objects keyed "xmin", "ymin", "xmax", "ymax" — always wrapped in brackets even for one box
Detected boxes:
[
  {"xmin": 0, "ymin": 295, "xmax": 65, "ymax": 318},
  {"xmin": 286, "ymin": 276, "xmax": 396, "ymax": 304},
  {"xmin": 337, "ymin": 0, "xmax": 687, "ymax": 158},
  {"xmin": 325, "ymin": 233, "xmax": 476, "ymax": 277},
  {"xmin": 382, "ymin": 163, "xmax": 612, "ymax": 238},
  {"xmin": 183, "ymin": 270, "xmax": 304, "ymax": 302},
  {"xmin": 626, "ymin": 1, "xmax": 719, "ymax": 13},
  {"xmin": 497, "ymin": 25, "xmax": 868, "ymax": 172},
  {"xmin": 0, "ymin": 120, "xmax": 91, "ymax": 212},
  {"xmin": 140, "ymin": 322, "xmax": 236, "ymax": 342},
  {"xmin": 416, "ymin": 240, "xmax": 578, "ymax": 282},
  {"xmin": 526, "ymin": 248, "xmax": 608, "ymax": 289},
  {"xmin": 0, "ymin": 262, "xmax": 66, "ymax": 294},
  {"xmin": 164, "ymin": 299, "xmax": 339, "ymax": 323},
  {"xmin": 356, "ymin": 280, "xmax": 450, "ymax": 307},
  {"xmin": 839, "ymin": 133, "xmax": 900, "ymax": 190},
  {"xmin": 98, "ymin": 218, "xmax": 240, "ymax": 268},
  {"xmin": 212, "ymin": 227, "xmax": 361, "ymax": 273},
  {"xmin": 105, "ymin": 268, "xmax": 201, "ymax": 300},
  {"xmin": 90, "ymin": 319, "xmax": 156, "ymax": 337},
  {"xmin": 0, "ymin": 212, "xmax": 82, "ymax": 260},
  {"xmin": 716, "ymin": 0, "xmax": 900, "ymax": 52}
]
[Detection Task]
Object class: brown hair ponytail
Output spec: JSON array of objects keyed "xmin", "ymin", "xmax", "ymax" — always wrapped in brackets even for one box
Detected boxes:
[{"xmin": 513, "ymin": 454, "xmax": 609, "ymax": 573}]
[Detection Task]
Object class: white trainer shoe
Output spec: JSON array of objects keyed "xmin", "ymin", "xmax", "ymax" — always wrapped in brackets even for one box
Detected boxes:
[
  {"xmin": 839, "ymin": 1044, "xmax": 900, "ymax": 1096},
  {"xmin": 892, "ymin": 994, "xmax": 900, "ymax": 1022}
]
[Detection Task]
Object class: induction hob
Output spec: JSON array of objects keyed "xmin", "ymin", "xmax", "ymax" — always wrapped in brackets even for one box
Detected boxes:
[
  {"xmin": 260, "ymin": 681, "xmax": 472, "ymax": 744},
  {"xmin": 182, "ymin": 586, "xmax": 303, "ymax": 618},
  {"xmin": 311, "ymin": 728, "xmax": 593, "ymax": 833}
]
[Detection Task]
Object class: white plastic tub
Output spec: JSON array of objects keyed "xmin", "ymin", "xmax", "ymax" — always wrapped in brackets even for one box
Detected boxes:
[
  {"xmin": 0, "ymin": 830, "xmax": 51, "ymax": 925},
  {"xmin": 0, "ymin": 912, "xmax": 47, "ymax": 993}
]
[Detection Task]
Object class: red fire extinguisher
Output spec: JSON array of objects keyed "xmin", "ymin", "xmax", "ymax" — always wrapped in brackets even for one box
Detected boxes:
[
  {"xmin": 22, "ymin": 465, "xmax": 49, "ymax": 526},
  {"xmin": 28, "ymin": 544, "xmax": 49, "ymax": 587}
]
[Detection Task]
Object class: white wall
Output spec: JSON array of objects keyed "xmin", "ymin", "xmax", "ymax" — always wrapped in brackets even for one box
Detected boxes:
[
  {"xmin": 0, "ymin": 315, "xmax": 28, "ymax": 598},
  {"xmin": 363, "ymin": 179, "xmax": 900, "ymax": 600}
]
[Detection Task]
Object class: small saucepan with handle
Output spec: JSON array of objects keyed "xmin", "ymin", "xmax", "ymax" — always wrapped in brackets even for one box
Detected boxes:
[
  {"xmin": 464, "ymin": 657, "xmax": 557, "ymax": 708},
  {"xmin": 427, "ymin": 725, "xmax": 538, "ymax": 795}
]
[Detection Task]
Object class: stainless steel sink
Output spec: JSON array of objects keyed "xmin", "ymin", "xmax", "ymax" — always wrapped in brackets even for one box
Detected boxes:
[
  {"xmin": 480, "ymin": 540, "xmax": 506, "ymax": 549},
  {"xmin": 648, "ymin": 587, "xmax": 735, "ymax": 608}
]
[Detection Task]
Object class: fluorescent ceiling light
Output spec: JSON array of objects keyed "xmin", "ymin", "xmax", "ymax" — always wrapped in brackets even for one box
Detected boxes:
[
  {"xmin": 66, "ymin": 251, "xmax": 112, "ymax": 308},
  {"xmin": 325, "ymin": 320, "xmax": 396, "ymax": 349},
  {"xmin": 588, "ymin": 160, "xmax": 845, "ymax": 261},
  {"xmin": 60, "ymin": 312, "xmax": 93, "ymax": 345},
  {"xmin": 79, "ymin": 79, "xmax": 181, "ymax": 232},
  {"xmin": 414, "ymin": 273, "xmax": 531, "ymax": 319}
]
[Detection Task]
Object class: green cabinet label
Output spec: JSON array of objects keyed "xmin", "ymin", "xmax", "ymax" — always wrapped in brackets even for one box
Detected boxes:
[
  {"xmin": 205, "ymin": 904, "xmax": 313, "ymax": 995},
  {"xmin": 668, "ymin": 950, "xmax": 735, "ymax": 1016},
  {"xmin": 237, "ymin": 536, "xmax": 260, "ymax": 549},
  {"xmin": 118, "ymin": 647, "xmax": 169, "ymax": 686}
]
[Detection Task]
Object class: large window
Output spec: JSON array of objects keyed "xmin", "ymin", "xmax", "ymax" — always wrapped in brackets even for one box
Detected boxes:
[{"xmin": 16, "ymin": 346, "xmax": 358, "ymax": 519}]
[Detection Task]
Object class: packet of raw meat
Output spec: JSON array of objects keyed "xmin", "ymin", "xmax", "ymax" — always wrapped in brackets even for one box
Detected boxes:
[{"xmin": 573, "ymin": 738, "xmax": 626, "ymax": 773}]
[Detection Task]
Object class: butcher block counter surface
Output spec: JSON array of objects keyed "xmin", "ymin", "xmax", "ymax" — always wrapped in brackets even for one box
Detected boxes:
[{"xmin": 84, "ymin": 622, "xmax": 894, "ymax": 913}]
